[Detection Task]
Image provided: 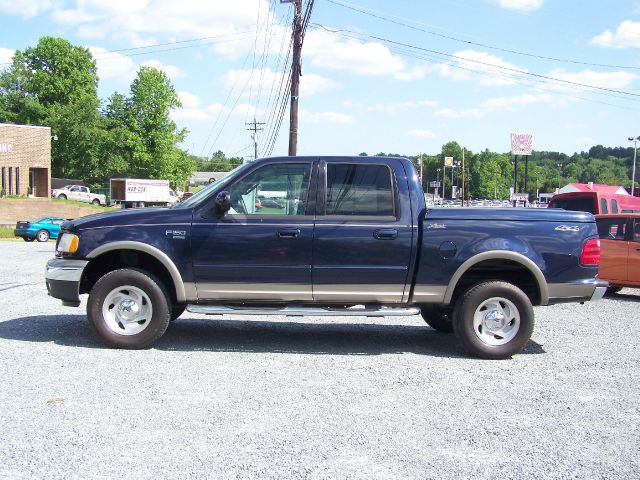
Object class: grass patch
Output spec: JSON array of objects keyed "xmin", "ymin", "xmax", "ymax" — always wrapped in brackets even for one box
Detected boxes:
[
  {"xmin": 52, "ymin": 198, "xmax": 116, "ymax": 210},
  {"xmin": 0, "ymin": 227, "xmax": 16, "ymax": 239}
]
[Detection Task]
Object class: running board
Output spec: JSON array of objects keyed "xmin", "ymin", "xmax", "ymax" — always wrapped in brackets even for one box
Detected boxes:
[{"xmin": 186, "ymin": 305, "xmax": 420, "ymax": 317}]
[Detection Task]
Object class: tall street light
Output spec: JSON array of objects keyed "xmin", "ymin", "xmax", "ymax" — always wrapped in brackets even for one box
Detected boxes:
[{"xmin": 628, "ymin": 136, "xmax": 639, "ymax": 197}]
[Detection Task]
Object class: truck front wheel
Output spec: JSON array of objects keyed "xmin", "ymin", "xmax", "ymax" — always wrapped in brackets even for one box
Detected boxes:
[
  {"xmin": 92, "ymin": 198, "xmax": 100, "ymax": 205},
  {"xmin": 87, "ymin": 268, "xmax": 171, "ymax": 349},
  {"xmin": 452, "ymin": 281, "xmax": 534, "ymax": 360}
]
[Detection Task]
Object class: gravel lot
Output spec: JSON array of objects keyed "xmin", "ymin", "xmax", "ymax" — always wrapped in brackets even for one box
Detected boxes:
[{"xmin": 0, "ymin": 241, "xmax": 638, "ymax": 479}]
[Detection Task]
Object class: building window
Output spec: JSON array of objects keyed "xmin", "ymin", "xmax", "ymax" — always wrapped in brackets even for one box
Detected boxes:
[
  {"xmin": 1, "ymin": 167, "xmax": 5, "ymax": 195},
  {"xmin": 15, "ymin": 167, "xmax": 19, "ymax": 195},
  {"xmin": 8, "ymin": 167, "xmax": 12, "ymax": 195}
]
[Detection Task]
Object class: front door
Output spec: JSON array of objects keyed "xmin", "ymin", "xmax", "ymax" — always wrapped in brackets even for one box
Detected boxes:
[
  {"xmin": 190, "ymin": 160, "xmax": 316, "ymax": 301},
  {"xmin": 597, "ymin": 216, "xmax": 630, "ymax": 282},
  {"xmin": 311, "ymin": 159, "xmax": 414, "ymax": 304}
]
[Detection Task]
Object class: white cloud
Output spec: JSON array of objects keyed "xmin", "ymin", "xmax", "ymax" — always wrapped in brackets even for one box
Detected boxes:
[
  {"xmin": 407, "ymin": 129, "xmax": 436, "ymax": 138},
  {"xmin": 395, "ymin": 65, "xmax": 430, "ymax": 81},
  {"xmin": 590, "ymin": 20, "xmax": 640, "ymax": 49},
  {"xmin": 304, "ymin": 29, "xmax": 406, "ymax": 76},
  {"xmin": 51, "ymin": 0, "xmax": 279, "ymax": 57},
  {"xmin": 436, "ymin": 50, "xmax": 526, "ymax": 86},
  {"xmin": 221, "ymin": 68, "xmax": 337, "ymax": 97},
  {"xmin": 497, "ymin": 0, "xmax": 543, "ymax": 13},
  {"xmin": 89, "ymin": 46, "xmax": 186, "ymax": 83},
  {"xmin": 481, "ymin": 93, "xmax": 553, "ymax": 109},
  {"xmin": 173, "ymin": 92, "xmax": 265, "ymax": 122},
  {"xmin": 0, "ymin": 0, "xmax": 52, "ymax": 18},
  {"xmin": 300, "ymin": 110, "xmax": 355, "ymax": 125},
  {"xmin": 343, "ymin": 100, "xmax": 437, "ymax": 113},
  {"xmin": 576, "ymin": 137, "xmax": 594, "ymax": 146},
  {"xmin": 434, "ymin": 108, "xmax": 484, "ymax": 119},
  {"xmin": 88, "ymin": 46, "xmax": 136, "ymax": 81},
  {"xmin": 546, "ymin": 69, "xmax": 637, "ymax": 91},
  {"xmin": 0, "ymin": 47, "xmax": 15, "ymax": 69},
  {"xmin": 141, "ymin": 60, "xmax": 184, "ymax": 80}
]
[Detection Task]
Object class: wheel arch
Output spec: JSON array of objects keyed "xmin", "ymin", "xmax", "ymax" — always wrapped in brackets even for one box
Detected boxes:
[
  {"xmin": 82, "ymin": 241, "xmax": 187, "ymax": 303},
  {"xmin": 445, "ymin": 251, "xmax": 548, "ymax": 306}
]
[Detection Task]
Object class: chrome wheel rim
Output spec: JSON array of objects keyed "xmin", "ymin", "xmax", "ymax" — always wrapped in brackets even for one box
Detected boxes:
[
  {"xmin": 102, "ymin": 285, "xmax": 153, "ymax": 335},
  {"xmin": 472, "ymin": 297, "xmax": 520, "ymax": 346},
  {"xmin": 37, "ymin": 231, "xmax": 48, "ymax": 241}
]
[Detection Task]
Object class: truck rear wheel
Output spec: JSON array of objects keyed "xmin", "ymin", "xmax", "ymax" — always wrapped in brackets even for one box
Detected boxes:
[
  {"xmin": 87, "ymin": 268, "xmax": 171, "ymax": 349},
  {"xmin": 420, "ymin": 305, "xmax": 454, "ymax": 333},
  {"xmin": 92, "ymin": 198, "xmax": 100, "ymax": 205},
  {"xmin": 452, "ymin": 281, "xmax": 534, "ymax": 360}
]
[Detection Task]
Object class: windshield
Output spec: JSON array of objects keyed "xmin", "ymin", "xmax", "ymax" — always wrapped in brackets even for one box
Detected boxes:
[{"xmin": 175, "ymin": 162, "xmax": 254, "ymax": 208}]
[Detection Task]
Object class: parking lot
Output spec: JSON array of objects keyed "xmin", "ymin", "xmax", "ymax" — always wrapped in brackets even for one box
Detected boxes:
[{"xmin": 0, "ymin": 241, "xmax": 638, "ymax": 479}]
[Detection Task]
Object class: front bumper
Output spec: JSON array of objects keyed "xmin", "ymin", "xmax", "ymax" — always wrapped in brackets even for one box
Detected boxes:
[{"xmin": 45, "ymin": 258, "xmax": 88, "ymax": 307}]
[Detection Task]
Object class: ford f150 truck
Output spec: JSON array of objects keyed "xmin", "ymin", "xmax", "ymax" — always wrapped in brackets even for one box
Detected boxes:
[{"xmin": 45, "ymin": 156, "xmax": 607, "ymax": 359}]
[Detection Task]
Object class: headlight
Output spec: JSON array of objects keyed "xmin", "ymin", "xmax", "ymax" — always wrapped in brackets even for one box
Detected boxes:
[{"xmin": 57, "ymin": 233, "xmax": 79, "ymax": 253}]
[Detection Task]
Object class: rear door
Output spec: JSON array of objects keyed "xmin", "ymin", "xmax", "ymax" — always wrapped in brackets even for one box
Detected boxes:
[{"xmin": 311, "ymin": 159, "xmax": 414, "ymax": 304}]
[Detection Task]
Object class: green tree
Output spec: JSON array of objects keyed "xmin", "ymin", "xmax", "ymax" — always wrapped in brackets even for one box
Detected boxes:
[{"xmin": 0, "ymin": 36, "xmax": 101, "ymax": 179}]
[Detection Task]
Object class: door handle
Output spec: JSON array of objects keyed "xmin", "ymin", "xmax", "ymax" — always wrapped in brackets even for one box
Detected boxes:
[
  {"xmin": 374, "ymin": 229, "xmax": 398, "ymax": 240},
  {"xmin": 277, "ymin": 229, "xmax": 301, "ymax": 238}
]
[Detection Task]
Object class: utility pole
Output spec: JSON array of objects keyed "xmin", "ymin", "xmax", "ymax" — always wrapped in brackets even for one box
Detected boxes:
[
  {"xmin": 246, "ymin": 118, "xmax": 265, "ymax": 160},
  {"xmin": 461, "ymin": 147, "xmax": 465, "ymax": 206},
  {"xmin": 288, "ymin": 0, "xmax": 303, "ymax": 156}
]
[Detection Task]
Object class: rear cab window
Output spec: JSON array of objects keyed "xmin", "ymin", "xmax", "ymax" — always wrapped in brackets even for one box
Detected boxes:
[
  {"xmin": 549, "ymin": 197, "xmax": 596, "ymax": 214},
  {"xmin": 324, "ymin": 163, "xmax": 396, "ymax": 218}
]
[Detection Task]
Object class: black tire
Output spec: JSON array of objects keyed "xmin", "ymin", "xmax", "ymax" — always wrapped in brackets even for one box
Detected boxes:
[
  {"xmin": 420, "ymin": 305, "xmax": 454, "ymax": 333},
  {"xmin": 91, "ymin": 198, "xmax": 100, "ymax": 205},
  {"xmin": 170, "ymin": 305, "xmax": 186, "ymax": 321},
  {"xmin": 58, "ymin": 194, "xmax": 67, "ymax": 200},
  {"xmin": 87, "ymin": 268, "xmax": 171, "ymax": 349},
  {"xmin": 605, "ymin": 286, "xmax": 622, "ymax": 296},
  {"xmin": 23, "ymin": 237, "xmax": 35, "ymax": 242},
  {"xmin": 452, "ymin": 281, "xmax": 534, "ymax": 360},
  {"xmin": 36, "ymin": 230, "xmax": 49, "ymax": 242}
]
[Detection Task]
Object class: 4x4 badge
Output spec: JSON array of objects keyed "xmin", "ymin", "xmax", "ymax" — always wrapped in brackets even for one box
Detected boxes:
[{"xmin": 555, "ymin": 225, "xmax": 580, "ymax": 232}]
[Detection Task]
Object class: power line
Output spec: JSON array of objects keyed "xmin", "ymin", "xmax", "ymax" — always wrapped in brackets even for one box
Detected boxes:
[
  {"xmin": 323, "ymin": 0, "xmax": 640, "ymax": 71},
  {"xmin": 312, "ymin": 24, "xmax": 640, "ymax": 99}
]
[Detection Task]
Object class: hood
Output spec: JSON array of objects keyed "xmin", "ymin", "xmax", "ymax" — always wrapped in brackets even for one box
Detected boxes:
[{"xmin": 63, "ymin": 206, "xmax": 192, "ymax": 231}]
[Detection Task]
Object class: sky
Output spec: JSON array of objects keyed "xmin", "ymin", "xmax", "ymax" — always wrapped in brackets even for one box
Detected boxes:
[{"xmin": 1, "ymin": 0, "xmax": 640, "ymax": 161}]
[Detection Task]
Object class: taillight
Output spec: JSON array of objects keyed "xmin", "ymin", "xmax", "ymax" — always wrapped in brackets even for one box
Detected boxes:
[{"xmin": 581, "ymin": 238, "xmax": 600, "ymax": 265}]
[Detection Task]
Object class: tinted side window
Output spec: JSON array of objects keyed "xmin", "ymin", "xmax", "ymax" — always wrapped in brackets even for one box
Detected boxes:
[
  {"xmin": 597, "ymin": 218, "xmax": 628, "ymax": 240},
  {"xmin": 229, "ymin": 163, "xmax": 311, "ymax": 216},
  {"xmin": 611, "ymin": 199, "xmax": 619, "ymax": 213},
  {"xmin": 634, "ymin": 220, "xmax": 640, "ymax": 242},
  {"xmin": 600, "ymin": 198, "xmax": 608, "ymax": 214},
  {"xmin": 326, "ymin": 164, "xmax": 395, "ymax": 216}
]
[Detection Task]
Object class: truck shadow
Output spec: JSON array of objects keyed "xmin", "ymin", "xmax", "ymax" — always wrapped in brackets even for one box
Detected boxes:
[{"xmin": 0, "ymin": 315, "xmax": 546, "ymax": 357}]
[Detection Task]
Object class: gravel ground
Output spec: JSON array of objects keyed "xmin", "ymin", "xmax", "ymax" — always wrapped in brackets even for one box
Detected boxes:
[{"xmin": 0, "ymin": 241, "xmax": 638, "ymax": 479}]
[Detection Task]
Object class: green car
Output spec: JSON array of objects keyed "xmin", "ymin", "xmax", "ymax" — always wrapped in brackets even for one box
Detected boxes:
[{"xmin": 14, "ymin": 217, "xmax": 65, "ymax": 242}]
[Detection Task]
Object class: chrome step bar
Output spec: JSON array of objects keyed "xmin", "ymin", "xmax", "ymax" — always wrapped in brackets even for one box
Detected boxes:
[{"xmin": 186, "ymin": 305, "xmax": 421, "ymax": 317}]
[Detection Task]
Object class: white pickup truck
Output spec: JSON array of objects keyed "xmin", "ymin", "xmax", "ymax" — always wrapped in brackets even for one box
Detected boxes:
[{"xmin": 51, "ymin": 185, "xmax": 107, "ymax": 205}]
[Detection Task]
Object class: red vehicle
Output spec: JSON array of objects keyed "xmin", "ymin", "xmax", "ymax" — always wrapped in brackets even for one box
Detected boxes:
[
  {"xmin": 595, "ymin": 214, "xmax": 640, "ymax": 292},
  {"xmin": 549, "ymin": 185, "xmax": 640, "ymax": 215}
]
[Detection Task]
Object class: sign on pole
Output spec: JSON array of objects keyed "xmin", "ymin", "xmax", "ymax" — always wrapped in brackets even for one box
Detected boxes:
[
  {"xmin": 444, "ymin": 156, "xmax": 453, "ymax": 167},
  {"xmin": 511, "ymin": 133, "xmax": 534, "ymax": 156},
  {"xmin": 429, "ymin": 181, "xmax": 441, "ymax": 188}
]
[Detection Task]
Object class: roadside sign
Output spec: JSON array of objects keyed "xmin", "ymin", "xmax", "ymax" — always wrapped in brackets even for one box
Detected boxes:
[
  {"xmin": 511, "ymin": 133, "xmax": 534, "ymax": 156},
  {"xmin": 429, "ymin": 181, "xmax": 441, "ymax": 188},
  {"xmin": 444, "ymin": 156, "xmax": 453, "ymax": 167}
]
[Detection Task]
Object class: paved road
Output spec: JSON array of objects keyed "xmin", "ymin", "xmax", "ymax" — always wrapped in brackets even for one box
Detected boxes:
[{"xmin": 0, "ymin": 241, "xmax": 638, "ymax": 479}]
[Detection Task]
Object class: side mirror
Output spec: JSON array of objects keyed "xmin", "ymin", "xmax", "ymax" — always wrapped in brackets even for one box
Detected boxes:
[{"xmin": 215, "ymin": 190, "xmax": 231, "ymax": 215}]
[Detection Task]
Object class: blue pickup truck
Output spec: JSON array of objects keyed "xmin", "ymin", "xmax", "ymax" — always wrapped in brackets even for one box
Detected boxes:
[{"xmin": 45, "ymin": 156, "xmax": 607, "ymax": 359}]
